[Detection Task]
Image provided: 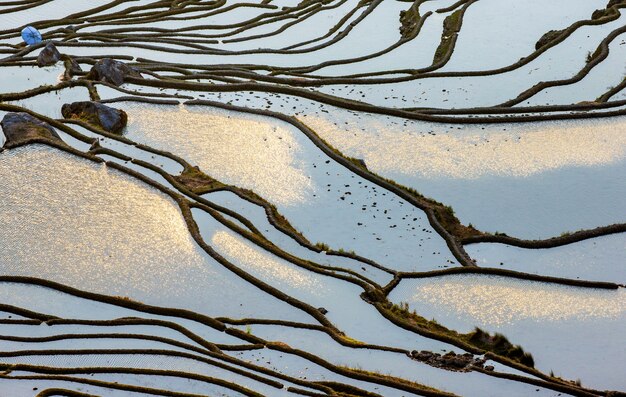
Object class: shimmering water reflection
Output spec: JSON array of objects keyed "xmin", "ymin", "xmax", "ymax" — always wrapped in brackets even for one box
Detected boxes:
[
  {"xmin": 0, "ymin": 144, "xmax": 310, "ymax": 322},
  {"xmin": 126, "ymin": 104, "xmax": 313, "ymax": 206},
  {"xmin": 390, "ymin": 275, "xmax": 626, "ymax": 389}
]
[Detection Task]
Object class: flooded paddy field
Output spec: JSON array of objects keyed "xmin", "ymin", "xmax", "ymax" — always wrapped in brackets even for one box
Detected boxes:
[{"xmin": 0, "ymin": 0, "xmax": 624, "ymax": 396}]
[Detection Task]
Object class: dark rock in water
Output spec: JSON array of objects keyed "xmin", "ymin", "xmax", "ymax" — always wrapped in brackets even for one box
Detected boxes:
[
  {"xmin": 86, "ymin": 58, "xmax": 142, "ymax": 86},
  {"xmin": 355, "ymin": 158, "xmax": 368, "ymax": 169},
  {"xmin": 484, "ymin": 365, "xmax": 494, "ymax": 371},
  {"xmin": 317, "ymin": 307, "xmax": 328, "ymax": 315},
  {"xmin": 472, "ymin": 357, "xmax": 486, "ymax": 368},
  {"xmin": 413, "ymin": 350, "xmax": 434, "ymax": 361},
  {"xmin": 1, "ymin": 112, "xmax": 62, "ymax": 147},
  {"xmin": 535, "ymin": 30, "xmax": 563, "ymax": 50},
  {"xmin": 451, "ymin": 357, "xmax": 469, "ymax": 368},
  {"xmin": 37, "ymin": 42, "xmax": 61, "ymax": 67},
  {"xmin": 61, "ymin": 101, "xmax": 127, "ymax": 134},
  {"xmin": 410, "ymin": 349, "xmax": 482, "ymax": 372}
]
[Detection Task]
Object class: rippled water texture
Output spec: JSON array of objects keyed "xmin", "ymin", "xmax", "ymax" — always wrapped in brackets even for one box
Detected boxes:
[
  {"xmin": 1, "ymin": 0, "xmax": 625, "ymax": 395},
  {"xmin": 0, "ymin": 145, "xmax": 307, "ymax": 321},
  {"xmin": 393, "ymin": 275, "xmax": 625, "ymax": 326},
  {"xmin": 126, "ymin": 104, "xmax": 313, "ymax": 206}
]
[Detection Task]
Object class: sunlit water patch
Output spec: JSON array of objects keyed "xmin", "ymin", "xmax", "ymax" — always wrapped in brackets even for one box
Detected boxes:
[
  {"xmin": 202, "ymin": 190, "xmax": 394, "ymax": 286},
  {"xmin": 211, "ymin": 229, "xmax": 327, "ymax": 296},
  {"xmin": 125, "ymin": 103, "xmax": 313, "ymax": 206},
  {"xmin": 302, "ymin": 110, "xmax": 626, "ymax": 238},
  {"xmin": 0, "ymin": 144, "xmax": 309, "ymax": 322},
  {"xmin": 304, "ymin": 111, "xmax": 626, "ymax": 179},
  {"xmin": 390, "ymin": 275, "xmax": 626, "ymax": 389},
  {"xmin": 193, "ymin": 208, "xmax": 458, "ymax": 353},
  {"xmin": 123, "ymin": 102, "xmax": 457, "ymax": 271},
  {"xmin": 467, "ymin": 234, "xmax": 626, "ymax": 283}
]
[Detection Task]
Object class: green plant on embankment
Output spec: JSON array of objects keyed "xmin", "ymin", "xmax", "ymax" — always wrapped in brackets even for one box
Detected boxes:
[
  {"xmin": 386, "ymin": 302, "xmax": 534, "ymax": 367},
  {"xmin": 174, "ymin": 166, "xmax": 225, "ymax": 194}
]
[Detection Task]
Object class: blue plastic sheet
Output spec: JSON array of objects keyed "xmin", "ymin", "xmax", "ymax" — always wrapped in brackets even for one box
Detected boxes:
[{"xmin": 21, "ymin": 26, "xmax": 42, "ymax": 46}]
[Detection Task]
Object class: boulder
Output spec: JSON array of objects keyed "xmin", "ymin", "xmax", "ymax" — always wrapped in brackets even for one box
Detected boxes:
[
  {"xmin": 61, "ymin": 101, "xmax": 127, "ymax": 134},
  {"xmin": 86, "ymin": 58, "xmax": 142, "ymax": 86},
  {"xmin": 1, "ymin": 112, "xmax": 62, "ymax": 147},
  {"xmin": 37, "ymin": 42, "xmax": 61, "ymax": 67}
]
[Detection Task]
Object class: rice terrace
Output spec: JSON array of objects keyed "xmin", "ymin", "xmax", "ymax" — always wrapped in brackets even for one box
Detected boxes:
[{"xmin": 0, "ymin": 0, "xmax": 624, "ymax": 396}]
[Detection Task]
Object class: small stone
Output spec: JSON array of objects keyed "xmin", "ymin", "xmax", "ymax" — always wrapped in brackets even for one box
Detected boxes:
[
  {"xmin": 415, "ymin": 351, "xmax": 434, "ymax": 361},
  {"xmin": 452, "ymin": 357, "xmax": 468, "ymax": 368},
  {"xmin": 37, "ymin": 42, "xmax": 61, "ymax": 67}
]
